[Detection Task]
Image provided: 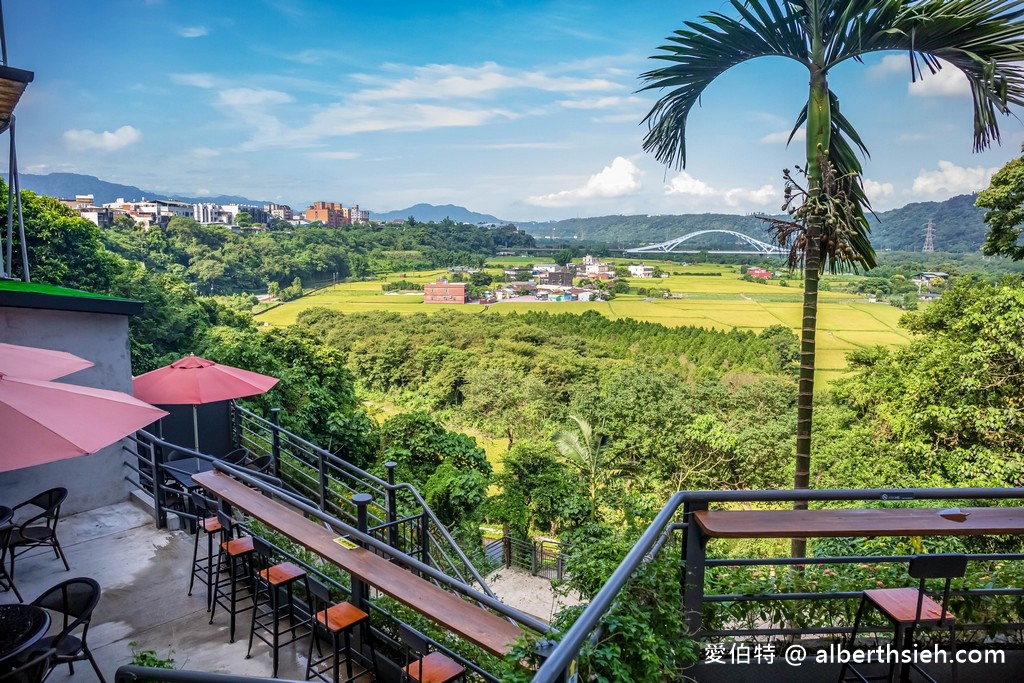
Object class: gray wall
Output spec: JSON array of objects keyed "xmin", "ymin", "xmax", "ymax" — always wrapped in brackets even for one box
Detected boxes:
[{"xmin": 0, "ymin": 306, "xmax": 137, "ymax": 515}]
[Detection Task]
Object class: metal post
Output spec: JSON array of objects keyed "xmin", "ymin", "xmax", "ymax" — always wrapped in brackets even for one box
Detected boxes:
[
  {"xmin": 270, "ymin": 408, "xmax": 281, "ymax": 478},
  {"xmin": 153, "ymin": 441, "xmax": 166, "ymax": 528},
  {"xmin": 531, "ymin": 540, "xmax": 538, "ymax": 575},
  {"xmin": 419, "ymin": 512, "xmax": 430, "ymax": 578},
  {"xmin": 681, "ymin": 500, "xmax": 708, "ymax": 635},
  {"xmin": 534, "ymin": 638, "xmax": 569, "ymax": 683},
  {"xmin": 232, "ymin": 401, "xmax": 242, "ymax": 448},
  {"xmin": 385, "ymin": 461, "xmax": 398, "ymax": 552},
  {"xmin": 351, "ymin": 493, "xmax": 373, "ymax": 612}
]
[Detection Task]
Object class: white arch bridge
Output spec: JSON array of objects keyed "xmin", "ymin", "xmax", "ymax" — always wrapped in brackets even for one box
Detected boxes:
[{"xmin": 624, "ymin": 229, "xmax": 786, "ymax": 256}]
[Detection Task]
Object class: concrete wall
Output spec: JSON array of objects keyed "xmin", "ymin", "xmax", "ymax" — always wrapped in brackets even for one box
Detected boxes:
[{"xmin": 0, "ymin": 306, "xmax": 138, "ymax": 515}]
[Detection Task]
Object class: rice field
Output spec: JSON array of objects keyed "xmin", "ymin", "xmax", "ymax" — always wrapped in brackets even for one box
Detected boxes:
[{"xmin": 257, "ymin": 262, "xmax": 914, "ymax": 380}]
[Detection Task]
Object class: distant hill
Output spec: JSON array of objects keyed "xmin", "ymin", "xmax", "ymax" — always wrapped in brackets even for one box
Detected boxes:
[
  {"xmin": 373, "ymin": 203, "xmax": 503, "ymax": 224},
  {"xmin": 518, "ymin": 194, "xmax": 989, "ymax": 253},
  {"xmin": 17, "ymin": 172, "xmax": 264, "ymax": 206}
]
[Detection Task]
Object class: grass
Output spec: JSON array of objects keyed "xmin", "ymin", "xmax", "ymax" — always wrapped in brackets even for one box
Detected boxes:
[{"xmin": 256, "ymin": 264, "xmax": 915, "ymax": 380}]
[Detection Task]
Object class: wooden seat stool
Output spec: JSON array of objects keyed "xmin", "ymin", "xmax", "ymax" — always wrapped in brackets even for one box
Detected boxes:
[
  {"xmin": 839, "ymin": 553, "xmax": 967, "ymax": 683},
  {"xmin": 399, "ymin": 624, "xmax": 465, "ymax": 683},
  {"xmin": 305, "ymin": 577, "xmax": 377, "ymax": 683},
  {"xmin": 247, "ymin": 535, "xmax": 312, "ymax": 677},
  {"xmin": 209, "ymin": 510, "xmax": 255, "ymax": 643},
  {"xmin": 186, "ymin": 492, "xmax": 221, "ymax": 610}
]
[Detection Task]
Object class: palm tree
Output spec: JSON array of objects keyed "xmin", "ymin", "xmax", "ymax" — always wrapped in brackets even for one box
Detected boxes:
[
  {"xmin": 553, "ymin": 415, "xmax": 622, "ymax": 522},
  {"xmin": 640, "ymin": 0, "xmax": 1024, "ymax": 552}
]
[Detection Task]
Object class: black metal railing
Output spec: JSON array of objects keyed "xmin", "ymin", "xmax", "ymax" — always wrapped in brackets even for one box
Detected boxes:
[
  {"xmin": 534, "ymin": 487, "xmax": 1024, "ymax": 682},
  {"xmin": 115, "ymin": 666, "xmax": 305, "ymax": 682},
  {"xmin": 231, "ymin": 405, "xmax": 498, "ymax": 599},
  {"xmin": 484, "ymin": 535, "xmax": 569, "ymax": 580}
]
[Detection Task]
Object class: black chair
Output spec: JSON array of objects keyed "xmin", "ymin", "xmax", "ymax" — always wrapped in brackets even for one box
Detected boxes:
[
  {"xmin": 398, "ymin": 624, "xmax": 464, "ymax": 683},
  {"xmin": 246, "ymin": 455, "xmax": 274, "ymax": 474},
  {"xmin": 0, "ymin": 524, "xmax": 22, "ymax": 602},
  {"xmin": 30, "ymin": 577, "xmax": 106, "ymax": 683},
  {"xmin": 186, "ymin": 492, "xmax": 221, "ymax": 610},
  {"xmin": 305, "ymin": 577, "xmax": 376, "ymax": 683},
  {"xmin": 219, "ymin": 447, "xmax": 252, "ymax": 466},
  {"xmin": 209, "ymin": 510, "xmax": 255, "ymax": 643},
  {"xmin": 246, "ymin": 535, "xmax": 311, "ymax": 677},
  {"xmin": 7, "ymin": 487, "xmax": 70, "ymax": 578},
  {"xmin": 839, "ymin": 553, "xmax": 968, "ymax": 683},
  {"xmin": 0, "ymin": 647, "xmax": 55, "ymax": 683}
]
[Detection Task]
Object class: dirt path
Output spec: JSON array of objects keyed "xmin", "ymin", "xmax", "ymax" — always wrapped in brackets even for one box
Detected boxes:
[{"xmin": 486, "ymin": 566, "xmax": 582, "ymax": 623}]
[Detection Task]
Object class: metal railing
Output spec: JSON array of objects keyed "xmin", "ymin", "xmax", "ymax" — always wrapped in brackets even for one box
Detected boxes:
[
  {"xmin": 484, "ymin": 535, "xmax": 570, "ymax": 580},
  {"xmin": 230, "ymin": 405, "xmax": 498, "ymax": 600},
  {"xmin": 534, "ymin": 487, "xmax": 1024, "ymax": 682},
  {"xmin": 115, "ymin": 666, "xmax": 305, "ymax": 683}
]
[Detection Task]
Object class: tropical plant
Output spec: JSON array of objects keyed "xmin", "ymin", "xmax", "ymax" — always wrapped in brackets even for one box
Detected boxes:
[
  {"xmin": 640, "ymin": 0, "xmax": 1024, "ymax": 553},
  {"xmin": 553, "ymin": 416, "xmax": 629, "ymax": 523}
]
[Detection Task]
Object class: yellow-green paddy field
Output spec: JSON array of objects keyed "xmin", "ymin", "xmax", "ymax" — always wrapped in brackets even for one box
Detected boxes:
[{"xmin": 256, "ymin": 261, "xmax": 912, "ymax": 384}]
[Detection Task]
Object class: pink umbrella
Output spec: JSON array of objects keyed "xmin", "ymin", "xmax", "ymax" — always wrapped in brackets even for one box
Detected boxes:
[
  {"xmin": 132, "ymin": 355, "xmax": 279, "ymax": 449},
  {"xmin": 0, "ymin": 373, "xmax": 169, "ymax": 472},
  {"xmin": 0, "ymin": 342, "xmax": 94, "ymax": 381}
]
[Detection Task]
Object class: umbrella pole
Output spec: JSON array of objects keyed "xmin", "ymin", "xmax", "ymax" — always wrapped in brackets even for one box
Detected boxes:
[{"xmin": 192, "ymin": 404, "xmax": 200, "ymax": 451}]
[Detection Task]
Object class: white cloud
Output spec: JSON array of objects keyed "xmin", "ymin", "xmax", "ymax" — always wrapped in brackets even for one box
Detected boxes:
[
  {"xmin": 63, "ymin": 125, "xmax": 142, "ymax": 152},
  {"xmin": 172, "ymin": 73, "xmax": 217, "ymax": 89},
  {"xmin": 665, "ymin": 171, "xmax": 777, "ymax": 208},
  {"xmin": 909, "ymin": 64, "xmax": 969, "ymax": 97},
  {"xmin": 761, "ymin": 128, "xmax": 805, "ymax": 145},
  {"xmin": 350, "ymin": 62, "xmax": 616, "ymax": 102},
  {"xmin": 911, "ymin": 160, "xmax": 996, "ymax": 195},
  {"xmin": 217, "ymin": 88, "xmax": 293, "ymax": 107},
  {"xmin": 868, "ymin": 54, "xmax": 906, "ymax": 79},
  {"xmin": 178, "ymin": 25, "xmax": 208, "ymax": 38},
  {"xmin": 191, "ymin": 147, "xmax": 220, "ymax": 158},
  {"xmin": 296, "ymin": 103, "xmax": 516, "ymax": 140},
  {"xmin": 308, "ymin": 150, "xmax": 361, "ymax": 160},
  {"xmin": 558, "ymin": 96, "xmax": 642, "ymax": 110},
  {"xmin": 526, "ymin": 157, "xmax": 643, "ymax": 207},
  {"xmin": 863, "ymin": 178, "xmax": 895, "ymax": 202}
]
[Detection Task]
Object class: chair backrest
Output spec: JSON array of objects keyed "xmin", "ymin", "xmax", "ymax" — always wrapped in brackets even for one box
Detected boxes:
[
  {"xmin": 307, "ymin": 576, "xmax": 332, "ymax": 607},
  {"xmin": 398, "ymin": 624, "xmax": 430, "ymax": 682},
  {"xmin": 189, "ymin": 492, "xmax": 218, "ymax": 519},
  {"xmin": 251, "ymin": 534, "xmax": 274, "ymax": 563},
  {"xmin": 219, "ymin": 448, "xmax": 251, "ymax": 466},
  {"xmin": 247, "ymin": 455, "xmax": 273, "ymax": 473},
  {"xmin": 0, "ymin": 647, "xmax": 56, "ymax": 682},
  {"xmin": 15, "ymin": 487, "xmax": 67, "ymax": 528},
  {"xmin": 165, "ymin": 449, "xmax": 191, "ymax": 462},
  {"xmin": 215, "ymin": 510, "xmax": 238, "ymax": 539},
  {"xmin": 909, "ymin": 554, "xmax": 967, "ymax": 627},
  {"xmin": 31, "ymin": 578, "xmax": 102, "ymax": 647}
]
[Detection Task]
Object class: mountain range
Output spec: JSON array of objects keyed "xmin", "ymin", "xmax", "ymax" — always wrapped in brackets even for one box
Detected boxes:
[{"xmin": 16, "ymin": 171, "xmax": 991, "ymax": 253}]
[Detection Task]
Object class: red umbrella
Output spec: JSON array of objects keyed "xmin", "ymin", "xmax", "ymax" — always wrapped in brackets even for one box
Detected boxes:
[
  {"xmin": 0, "ymin": 342, "xmax": 94, "ymax": 381},
  {"xmin": 132, "ymin": 355, "xmax": 279, "ymax": 449},
  {"xmin": 0, "ymin": 373, "xmax": 169, "ymax": 472}
]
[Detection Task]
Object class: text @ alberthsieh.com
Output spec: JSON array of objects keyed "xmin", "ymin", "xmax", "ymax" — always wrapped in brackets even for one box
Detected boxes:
[{"xmin": 704, "ymin": 642, "xmax": 1006, "ymax": 667}]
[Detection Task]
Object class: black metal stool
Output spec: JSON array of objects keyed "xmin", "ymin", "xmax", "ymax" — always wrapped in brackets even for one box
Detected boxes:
[
  {"xmin": 839, "ymin": 553, "xmax": 967, "ymax": 683},
  {"xmin": 209, "ymin": 509, "xmax": 255, "ymax": 643},
  {"xmin": 247, "ymin": 535, "xmax": 312, "ymax": 677},
  {"xmin": 305, "ymin": 577, "xmax": 377, "ymax": 683},
  {"xmin": 186, "ymin": 492, "xmax": 221, "ymax": 610}
]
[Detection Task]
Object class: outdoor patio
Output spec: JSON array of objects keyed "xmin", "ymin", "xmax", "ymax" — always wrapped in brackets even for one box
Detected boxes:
[{"xmin": 0, "ymin": 499, "xmax": 309, "ymax": 681}]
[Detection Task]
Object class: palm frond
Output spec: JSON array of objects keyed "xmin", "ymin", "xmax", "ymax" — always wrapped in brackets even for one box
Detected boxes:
[
  {"xmin": 826, "ymin": 0, "xmax": 1024, "ymax": 151},
  {"xmin": 639, "ymin": 0, "xmax": 811, "ymax": 168}
]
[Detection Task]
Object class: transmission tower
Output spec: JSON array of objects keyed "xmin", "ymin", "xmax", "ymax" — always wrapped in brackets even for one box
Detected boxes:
[{"xmin": 923, "ymin": 219, "xmax": 935, "ymax": 253}]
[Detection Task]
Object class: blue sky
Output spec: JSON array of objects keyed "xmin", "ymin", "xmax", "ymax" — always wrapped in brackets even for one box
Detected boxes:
[{"xmin": 6, "ymin": 0, "xmax": 1023, "ymax": 221}]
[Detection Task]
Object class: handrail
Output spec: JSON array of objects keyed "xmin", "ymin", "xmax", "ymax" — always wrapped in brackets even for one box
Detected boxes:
[
  {"xmin": 533, "ymin": 486, "xmax": 1024, "ymax": 681},
  {"xmin": 208, "ymin": 461, "xmax": 552, "ymax": 635},
  {"xmin": 234, "ymin": 404, "xmax": 501, "ymax": 601}
]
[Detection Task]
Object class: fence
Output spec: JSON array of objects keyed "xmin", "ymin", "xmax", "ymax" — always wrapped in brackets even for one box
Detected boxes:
[{"xmin": 484, "ymin": 535, "xmax": 570, "ymax": 581}]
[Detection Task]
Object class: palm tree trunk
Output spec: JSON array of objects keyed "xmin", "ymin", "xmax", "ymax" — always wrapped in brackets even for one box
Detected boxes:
[{"xmin": 793, "ymin": 39, "xmax": 830, "ymax": 558}]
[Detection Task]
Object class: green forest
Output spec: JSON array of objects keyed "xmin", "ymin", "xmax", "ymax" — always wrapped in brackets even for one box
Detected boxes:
[{"xmin": 8, "ymin": 158, "xmax": 1024, "ymax": 679}]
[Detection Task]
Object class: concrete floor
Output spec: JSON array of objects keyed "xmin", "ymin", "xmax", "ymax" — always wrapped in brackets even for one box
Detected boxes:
[{"xmin": 1, "ymin": 501, "xmax": 312, "ymax": 682}]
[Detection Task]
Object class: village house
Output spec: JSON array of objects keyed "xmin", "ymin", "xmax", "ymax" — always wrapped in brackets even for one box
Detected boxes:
[{"xmin": 424, "ymin": 279, "xmax": 469, "ymax": 304}]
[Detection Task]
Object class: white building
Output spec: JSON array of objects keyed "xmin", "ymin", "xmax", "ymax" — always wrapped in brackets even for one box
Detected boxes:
[{"xmin": 628, "ymin": 264, "xmax": 655, "ymax": 278}]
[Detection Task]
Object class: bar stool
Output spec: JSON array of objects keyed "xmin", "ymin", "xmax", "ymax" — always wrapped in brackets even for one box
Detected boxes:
[
  {"xmin": 247, "ymin": 535, "xmax": 312, "ymax": 677},
  {"xmin": 209, "ymin": 509, "xmax": 255, "ymax": 643},
  {"xmin": 839, "ymin": 553, "xmax": 967, "ymax": 683},
  {"xmin": 305, "ymin": 577, "xmax": 376, "ymax": 683},
  {"xmin": 186, "ymin": 492, "xmax": 221, "ymax": 610},
  {"xmin": 398, "ymin": 624, "xmax": 465, "ymax": 683}
]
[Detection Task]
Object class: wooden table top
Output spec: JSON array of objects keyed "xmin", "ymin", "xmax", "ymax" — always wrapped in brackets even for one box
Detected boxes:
[
  {"xmin": 693, "ymin": 506, "xmax": 1024, "ymax": 539},
  {"xmin": 193, "ymin": 470, "xmax": 523, "ymax": 657}
]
